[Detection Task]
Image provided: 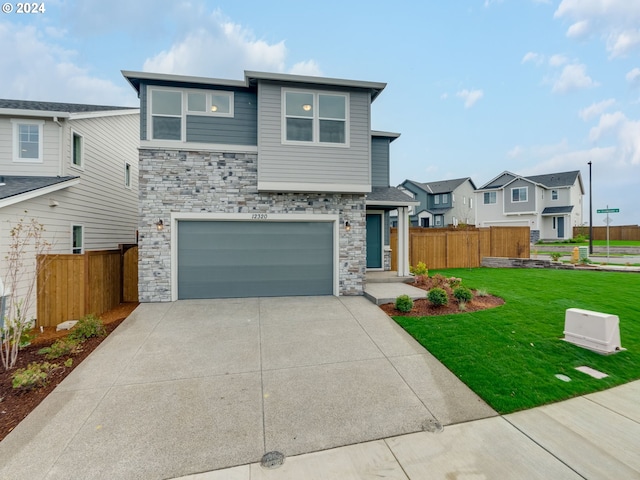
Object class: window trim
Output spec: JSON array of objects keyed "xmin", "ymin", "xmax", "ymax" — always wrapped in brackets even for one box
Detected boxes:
[
  {"xmin": 551, "ymin": 189, "xmax": 558, "ymax": 201},
  {"xmin": 511, "ymin": 186, "xmax": 528, "ymax": 203},
  {"xmin": 124, "ymin": 162, "xmax": 132, "ymax": 188},
  {"xmin": 442, "ymin": 193, "xmax": 448, "ymax": 204},
  {"xmin": 434, "ymin": 195, "xmax": 440, "ymax": 205},
  {"xmin": 281, "ymin": 88, "xmax": 350, "ymax": 147},
  {"xmin": 148, "ymin": 87, "xmax": 235, "ymax": 142},
  {"xmin": 11, "ymin": 119, "xmax": 44, "ymax": 163},
  {"xmin": 71, "ymin": 131, "xmax": 84, "ymax": 170},
  {"xmin": 72, "ymin": 224, "xmax": 84, "ymax": 254},
  {"xmin": 483, "ymin": 191, "xmax": 497, "ymax": 204}
]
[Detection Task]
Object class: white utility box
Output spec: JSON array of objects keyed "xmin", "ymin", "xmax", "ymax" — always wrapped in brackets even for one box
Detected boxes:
[{"xmin": 564, "ymin": 308, "xmax": 624, "ymax": 355}]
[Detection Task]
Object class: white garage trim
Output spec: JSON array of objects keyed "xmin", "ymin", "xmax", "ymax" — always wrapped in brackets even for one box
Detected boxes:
[{"xmin": 170, "ymin": 212, "xmax": 340, "ymax": 300}]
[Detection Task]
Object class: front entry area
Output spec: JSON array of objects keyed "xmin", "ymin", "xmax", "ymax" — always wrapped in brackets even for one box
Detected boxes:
[{"xmin": 177, "ymin": 220, "xmax": 334, "ymax": 299}]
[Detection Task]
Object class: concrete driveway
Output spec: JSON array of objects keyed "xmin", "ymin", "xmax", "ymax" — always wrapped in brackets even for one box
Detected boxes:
[{"xmin": 0, "ymin": 296, "xmax": 495, "ymax": 480}]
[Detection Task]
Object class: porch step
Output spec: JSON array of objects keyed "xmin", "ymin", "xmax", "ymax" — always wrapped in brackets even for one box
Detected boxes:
[{"xmin": 366, "ymin": 271, "xmax": 413, "ymax": 283}]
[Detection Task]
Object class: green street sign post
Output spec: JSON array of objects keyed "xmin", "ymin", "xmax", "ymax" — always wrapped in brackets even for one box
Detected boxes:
[{"xmin": 596, "ymin": 206, "xmax": 620, "ymax": 259}]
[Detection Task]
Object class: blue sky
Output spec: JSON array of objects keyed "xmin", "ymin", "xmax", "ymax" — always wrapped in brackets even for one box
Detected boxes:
[{"xmin": 2, "ymin": 0, "xmax": 640, "ymax": 225}]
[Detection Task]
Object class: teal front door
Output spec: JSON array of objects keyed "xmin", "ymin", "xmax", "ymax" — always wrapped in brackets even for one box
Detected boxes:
[
  {"xmin": 557, "ymin": 217, "xmax": 565, "ymax": 238},
  {"xmin": 366, "ymin": 214, "xmax": 382, "ymax": 269}
]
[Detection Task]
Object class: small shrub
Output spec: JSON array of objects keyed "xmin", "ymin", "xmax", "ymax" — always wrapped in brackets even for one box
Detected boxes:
[
  {"xmin": 395, "ymin": 295, "xmax": 414, "ymax": 313},
  {"xmin": 431, "ymin": 274, "xmax": 447, "ymax": 288},
  {"xmin": 38, "ymin": 338, "xmax": 81, "ymax": 360},
  {"xmin": 411, "ymin": 261, "xmax": 428, "ymax": 277},
  {"xmin": 12, "ymin": 362, "xmax": 56, "ymax": 390},
  {"xmin": 475, "ymin": 288, "xmax": 489, "ymax": 297},
  {"xmin": 448, "ymin": 277, "xmax": 462, "ymax": 288},
  {"xmin": 458, "ymin": 301, "xmax": 468, "ymax": 312},
  {"xmin": 453, "ymin": 286, "xmax": 473, "ymax": 303},
  {"xmin": 64, "ymin": 358, "xmax": 73, "ymax": 368},
  {"xmin": 68, "ymin": 314, "xmax": 106, "ymax": 342},
  {"xmin": 550, "ymin": 252, "xmax": 562, "ymax": 262},
  {"xmin": 427, "ymin": 288, "xmax": 448, "ymax": 307}
]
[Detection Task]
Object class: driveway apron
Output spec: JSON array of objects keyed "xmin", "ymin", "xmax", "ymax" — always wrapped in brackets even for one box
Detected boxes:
[{"xmin": 0, "ymin": 296, "xmax": 495, "ymax": 480}]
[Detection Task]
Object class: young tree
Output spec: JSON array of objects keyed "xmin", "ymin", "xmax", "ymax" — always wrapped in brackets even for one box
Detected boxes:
[{"xmin": 1, "ymin": 216, "xmax": 51, "ymax": 370}]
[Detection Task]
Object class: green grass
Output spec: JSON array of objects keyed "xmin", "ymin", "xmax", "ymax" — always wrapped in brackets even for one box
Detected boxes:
[{"xmin": 393, "ymin": 268, "xmax": 640, "ymax": 414}]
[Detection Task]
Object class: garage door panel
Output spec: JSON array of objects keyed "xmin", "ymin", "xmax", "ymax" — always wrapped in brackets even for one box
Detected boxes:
[{"xmin": 177, "ymin": 221, "xmax": 333, "ymax": 299}]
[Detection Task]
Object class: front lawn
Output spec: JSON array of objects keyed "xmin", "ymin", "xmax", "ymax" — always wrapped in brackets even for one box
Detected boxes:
[
  {"xmin": 393, "ymin": 268, "xmax": 640, "ymax": 414},
  {"xmin": 538, "ymin": 240, "xmax": 640, "ymax": 247}
]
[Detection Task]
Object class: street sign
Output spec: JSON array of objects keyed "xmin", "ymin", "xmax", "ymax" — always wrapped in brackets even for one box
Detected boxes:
[{"xmin": 597, "ymin": 208, "xmax": 619, "ymax": 213}]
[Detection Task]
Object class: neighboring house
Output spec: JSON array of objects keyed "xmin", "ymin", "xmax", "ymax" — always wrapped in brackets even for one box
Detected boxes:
[
  {"xmin": 122, "ymin": 70, "xmax": 417, "ymax": 302},
  {"xmin": 393, "ymin": 177, "xmax": 477, "ymax": 227},
  {"xmin": 0, "ymin": 99, "xmax": 140, "ymax": 321},
  {"xmin": 475, "ymin": 170, "xmax": 584, "ymax": 242}
]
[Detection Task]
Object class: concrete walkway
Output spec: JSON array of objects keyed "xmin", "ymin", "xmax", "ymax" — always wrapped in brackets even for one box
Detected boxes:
[
  {"xmin": 0, "ymin": 296, "xmax": 495, "ymax": 480},
  {"xmin": 176, "ymin": 380, "xmax": 640, "ymax": 479}
]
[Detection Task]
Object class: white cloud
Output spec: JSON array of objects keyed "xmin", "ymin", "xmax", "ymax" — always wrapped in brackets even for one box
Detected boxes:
[
  {"xmin": 507, "ymin": 145, "xmax": 524, "ymax": 159},
  {"xmin": 551, "ymin": 63, "xmax": 598, "ymax": 93},
  {"xmin": 585, "ymin": 111, "xmax": 640, "ymax": 166},
  {"xmin": 483, "ymin": 0, "xmax": 504, "ymax": 8},
  {"xmin": 143, "ymin": 11, "xmax": 319, "ymax": 79},
  {"xmin": 589, "ymin": 111, "xmax": 627, "ymax": 142},
  {"xmin": 0, "ymin": 22, "xmax": 133, "ymax": 105},
  {"xmin": 456, "ymin": 89, "xmax": 484, "ymax": 108},
  {"xmin": 522, "ymin": 52, "xmax": 545, "ymax": 65},
  {"xmin": 555, "ymin": 0, "xmax": 640, "ymax": 58},
  {"xmin": 548, "ymin": 54, "xmax": 569, "ymax": 67},
  {"xmin": 440, "ymin": 93, "xmax": 449, "ymax": 100},
  {"xmin": 579, "ymin": 99, "xmax": 616, "ymax": 121},
  {"xmin": 626, "ymin": 68, "xmax": 640, "ymax": 88}
]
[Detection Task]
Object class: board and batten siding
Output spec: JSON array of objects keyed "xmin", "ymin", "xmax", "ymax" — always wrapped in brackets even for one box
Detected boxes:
[
  {"xmin": 504, "ymin": 178, "xmax": 536, "ymax": 213},
  {"xmin": 257, "ymin": 82, "xmax": 371, "ymax": 191},
  {"xmin": 371, "ymin": 137, "xmax": 390, "ymax": 187},
  {"xmin": 0, "ymin": 117, "xmax": 61, "ymax": 176}
]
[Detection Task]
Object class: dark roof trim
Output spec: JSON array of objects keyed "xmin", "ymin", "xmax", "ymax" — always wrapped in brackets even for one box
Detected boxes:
[{"xmin": 0, "ymin": 176, "xmax": 80, "ymax": 208}]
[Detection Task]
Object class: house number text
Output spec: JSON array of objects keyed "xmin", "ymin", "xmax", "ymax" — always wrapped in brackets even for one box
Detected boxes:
[{"xmin": 251, "ymin": 214, "xmax": 268, "ymax": 220}]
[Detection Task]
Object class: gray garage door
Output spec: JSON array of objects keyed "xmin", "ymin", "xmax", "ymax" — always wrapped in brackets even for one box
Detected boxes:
[{"xmin": 177, "ymin": 221, "xmax": 334, "ymax": 299}]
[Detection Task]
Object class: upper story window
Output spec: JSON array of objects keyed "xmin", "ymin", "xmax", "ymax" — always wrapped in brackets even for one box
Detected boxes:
[
  {"xmin": 72, "ymin": 132, "xmax": 83, "ymax": 168},
  {"xmin": 72, "ymin": 225, "xmax": 83, "ymax": 254},
  {"xmin": 434, "ymin": 195, "xmax": 440, "ymax": 205},
  {"xmin": 12, "ymin": 119, "xmax": 44, "ymax": 162},
  {"xmin": 125, "ymin": 162, "xmax": 132, "ymax": 188},
  {"xmin": 149, "ymin": 87, "xmax": 234, "ymax": 141},
  {"xmin": 551, "ymin": 189, "xmax": 558, "ymax": 200},
  {"xmin": 283, "ymin": 90, "xmax": 348, "ymax": 146},
  {"xmin": 512, "ymin": 186, "xmax": 528, "ymax": 203},
  {"xmin": 442, "ymin": 193, "xmax": 448, "ymax": 204},
  {"xmin": 483, "ymin": 191, "xmax": 496, "ymax": 204}
]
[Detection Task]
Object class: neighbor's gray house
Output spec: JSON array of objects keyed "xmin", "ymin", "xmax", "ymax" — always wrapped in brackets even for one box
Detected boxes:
[
  {"xmin": 475, "ymin": 170, "xmax": 584, "ymax": 242},
  {"xmin": 0, "ymin": 99, "xmax": 139, "ymax": 320},
  {"xmin": 393, "ymin": 177, "xmax": 477, "ymax": 227},
  {"xmin": 122, "ymin": 70, "xmax": 417, "ymax": 302}
]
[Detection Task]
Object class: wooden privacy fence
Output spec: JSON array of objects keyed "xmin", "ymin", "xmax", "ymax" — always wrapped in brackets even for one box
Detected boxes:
[
  {"xmin": 573, "ymin": 225, "xmax": 640, "ymax": 241},
  {"xmin": 36, "ymin": 246, "xmax": 138, "ymax": 327},
  {"xmin": 390, "ymin": 227, "xmax": 530, "ymax": 271}
]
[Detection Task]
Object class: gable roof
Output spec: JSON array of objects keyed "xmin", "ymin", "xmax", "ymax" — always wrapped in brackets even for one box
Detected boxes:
[
  {"xmin": 0, "ymin": 175, "xmax": 80, "ymax": 208},
  {"xmin": 122, "ymin": 70, "xmax": 387, "ymax": 101},
  {"xmin": 366, "ymin": 187, "xmax": 420, "ymax": 207},
  {"xmin": 478, "ymin": 170, "xmax": 582, "ymax": 192},
  {"xmin": 401, "ymin": 177, "xmax": 475, "ymax": 194},
  {"xmin": 0, "ymin": 100, "xmax": 137, "ymax": 120}
]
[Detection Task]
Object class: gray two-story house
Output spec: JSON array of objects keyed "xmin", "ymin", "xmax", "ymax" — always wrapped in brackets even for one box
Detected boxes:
[
  {"xmin": 395, "ymin": 177, "xmax": 477, "ymax": 227},
  {"xmin": 123, "ymin": 70, "xmax": 416, "ymax": 301}
]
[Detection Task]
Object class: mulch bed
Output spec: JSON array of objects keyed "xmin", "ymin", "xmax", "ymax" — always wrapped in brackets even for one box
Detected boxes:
[
  {"xmin": 0, "ymin": 303, "xmax": 138, "ymax": 442},
  {"xmin": 378, "ymin": 276, "xmax": 504, "ymax": 317}
]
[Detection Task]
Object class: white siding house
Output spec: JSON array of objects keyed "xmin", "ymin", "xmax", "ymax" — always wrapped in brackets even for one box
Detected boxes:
[
  {"xmin": 475, "ymin": 170, "xmax": 584, "ymax": 242},
  {"xmin": 0, "ymin": 100, "xmax": 139, "ymax": 323}
]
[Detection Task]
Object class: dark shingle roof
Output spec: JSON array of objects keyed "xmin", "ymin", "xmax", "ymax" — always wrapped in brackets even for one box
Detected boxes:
[
  {"xmin": 403, "ymin": 177, "xmax": 475, "ymax": 194},
  {"xmin": 541, "ymin": 206, "xmax": 574, "ymax": 215},
  {"xmin": 526, "ymin": 171, "xmax": 580, "ymax": 188},
  {"xmin": 367, "ymin": 186, "xmax": 418, "ymax": 205},
  {"xmin": 0, "ymin": 99, "xmax": 135, "ymax": 113},
  {"xmin": 0, "ymin": 176, "xmax": 79, "ymax": 200}
]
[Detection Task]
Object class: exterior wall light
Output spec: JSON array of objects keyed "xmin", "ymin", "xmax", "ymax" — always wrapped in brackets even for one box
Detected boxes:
[
  {"xmin": 156, "ymin": 219, "xmax": 164, "ymax": 231},
  {"xmin": 345, "ymin": 221, "xmax": 351, "ymax": 232}
]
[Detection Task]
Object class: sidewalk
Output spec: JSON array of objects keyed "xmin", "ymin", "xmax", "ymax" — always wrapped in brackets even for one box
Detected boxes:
[{"xmin": 174, "ymin": 380, "xmax": 640, "ymax": 479}]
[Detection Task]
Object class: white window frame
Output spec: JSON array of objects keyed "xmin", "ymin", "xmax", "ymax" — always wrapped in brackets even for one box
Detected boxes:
[
  {"xmin": 551, "ymin": 189, "xmax": 558, "ymax": 201},
  {"xmin": 124, "ymin": 162, "xmax": 132, "ymax": 188},
  {"xmin": 72, "ymin": 224, "xmax": 84, "ymax": 254},
  {"xmin": 71, "ymin": 131, "xmax": 84, "ymax": 169},
  {"xmin": 282, "ymin": 88, "xmax": 349, "ymax": 147},
  {"xmin": 434, "ymin": 215, "xmax": 443, "ymax": 226},
  {"xmin": 434, "ymin": 195, "xmax": 440, "ymax": 205},
  {"xmin": 511, "ymin": 187, "xmax": 528, "ymax": 203},
  {"xmin": 442, "ymin": 193, "xmax": 448, "ymax": 204},
  {"xmin": 148, "ymin": 87, "xmax": 235, "ymax": 142},
  {"xmin": 483, "ymin": 191, "xmax": 496, "ymax": 204},
  {"xmin": 11, "ymin": 119, "xmax": 44, "ymax": 163}
]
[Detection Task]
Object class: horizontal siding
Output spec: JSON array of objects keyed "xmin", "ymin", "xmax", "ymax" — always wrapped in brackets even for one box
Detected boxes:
[
  {"xmin": 504, "ymin": 179, "xmax": 536, "ymax": 213},
  {"xmin": 257, "ymin": 82, "xmax": 371, "ymax": 189},
  {"xmin": 371, "ymin": 137, "xmax": 389, "ymax": 187},
  {"xmin": 0, "ymin": 117, "xmax": 61, "ymax": 176}
]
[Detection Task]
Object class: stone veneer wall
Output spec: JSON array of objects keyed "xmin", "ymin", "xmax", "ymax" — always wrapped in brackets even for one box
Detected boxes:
[{"xmin": 138, "ymin": 149, "xmax": 366, "ymax": 302}]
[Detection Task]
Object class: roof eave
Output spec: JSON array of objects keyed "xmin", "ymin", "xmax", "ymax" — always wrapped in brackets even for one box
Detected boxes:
[{"xmin": 0, "ymin": 178, "xmax": 80, "ymax": 209}]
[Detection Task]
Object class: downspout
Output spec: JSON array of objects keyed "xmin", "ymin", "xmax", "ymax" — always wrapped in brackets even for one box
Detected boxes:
[{"xmin": 53, "ymin": 116, "xmax": 63, "ymax": 176}]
